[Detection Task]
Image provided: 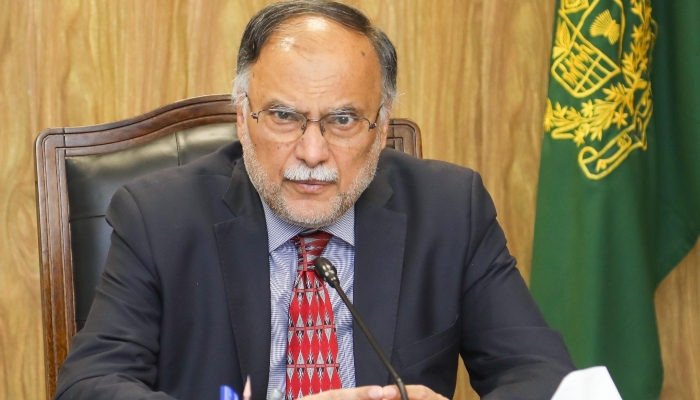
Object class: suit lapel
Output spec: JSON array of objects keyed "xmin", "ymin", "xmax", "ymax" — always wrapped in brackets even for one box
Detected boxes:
[
  {"xmin": 353, "ymin": 173, "xmax": 407, "ymax": 387},
  {"xmin": 215, "ymin": 160, "xmax": 271, "ymax": 397}
]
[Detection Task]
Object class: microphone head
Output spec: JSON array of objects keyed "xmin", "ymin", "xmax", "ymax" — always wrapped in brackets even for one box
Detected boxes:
[{"xmin": 314, "ymin": 257, "xmax": 340, "ymax": 286}]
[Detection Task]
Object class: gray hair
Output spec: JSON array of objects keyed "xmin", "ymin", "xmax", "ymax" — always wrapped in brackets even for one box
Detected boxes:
[{"xmin": 232, "ymin": 0, "xmax": 397, "ymax": 121}]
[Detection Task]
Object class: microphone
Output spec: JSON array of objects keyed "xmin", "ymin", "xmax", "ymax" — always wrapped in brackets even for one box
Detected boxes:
[{"xmin": 314, "ymin": 257, "xmax": 408, "ymax": 400}]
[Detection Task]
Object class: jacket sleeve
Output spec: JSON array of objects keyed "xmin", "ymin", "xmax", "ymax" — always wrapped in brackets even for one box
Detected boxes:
[
  {"xmin": 54, "ymin": 186, "xmax": 176, "ymax": 400},
  {"xmin": 459, "ymin": 172, "xmax": 575, "ymax": 399}
]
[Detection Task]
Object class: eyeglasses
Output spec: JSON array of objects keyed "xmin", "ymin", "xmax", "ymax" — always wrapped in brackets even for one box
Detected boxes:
[{"xmin": 246, "ymin": 95, "xmax": 382, "ymax": 147}]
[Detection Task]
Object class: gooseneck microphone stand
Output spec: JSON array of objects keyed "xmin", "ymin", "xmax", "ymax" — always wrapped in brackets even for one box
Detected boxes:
[{"xmin": 314, "ymin": 257, "xmax": 408, "ymax": 400}]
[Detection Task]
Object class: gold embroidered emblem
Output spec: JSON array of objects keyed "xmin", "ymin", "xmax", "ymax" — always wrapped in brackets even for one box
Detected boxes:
[
  {"xmin": 591, "ymin": 10, "xmax": 621, "ymax": 44},
  {"xmin": 544, "ymin": 0, "xmax": 657, "ymax": 179}
]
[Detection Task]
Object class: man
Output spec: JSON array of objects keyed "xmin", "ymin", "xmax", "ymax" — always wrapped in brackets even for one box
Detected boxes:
[{"xmin": 55, "ymin": 1, "xmax": 575, "ymax": 399}]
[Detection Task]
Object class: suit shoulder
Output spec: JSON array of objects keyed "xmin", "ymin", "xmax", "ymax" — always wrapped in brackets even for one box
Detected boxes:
[{"xmin": 376, "ymin": 148, "xmax": 494, "ymax": 222}]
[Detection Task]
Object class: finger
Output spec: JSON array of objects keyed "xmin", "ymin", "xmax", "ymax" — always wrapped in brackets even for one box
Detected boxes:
[
  {"xmin": 381, "ymin": 385, "xmax": 448, "ymax": 400},
  {"xmin": 303, "ymin": 385, "xmax": 384, "ymax": 400},
  {"xmin": 381, "ymin": 385, "xmax": 398, "ymax": 399},
  {"xmin": 405, "ymin": 385, "xmax": 448, "ymax": 400}
]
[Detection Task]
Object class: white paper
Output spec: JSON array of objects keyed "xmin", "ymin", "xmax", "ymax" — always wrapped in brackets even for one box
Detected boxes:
[{"xmin": 550, "ymin": 366, "xmax": 622, "ymax": 400}]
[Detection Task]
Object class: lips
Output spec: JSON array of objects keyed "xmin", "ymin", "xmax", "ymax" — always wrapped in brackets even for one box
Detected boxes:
[{"xmin": 288, "ymin": 179, "xmax": 333, "ymax": 194}]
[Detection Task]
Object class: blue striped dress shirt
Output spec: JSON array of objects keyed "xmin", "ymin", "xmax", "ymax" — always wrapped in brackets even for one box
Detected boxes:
[{"xmin": 262, "ymin": 203, "xmax": 356, "ymax": 399}]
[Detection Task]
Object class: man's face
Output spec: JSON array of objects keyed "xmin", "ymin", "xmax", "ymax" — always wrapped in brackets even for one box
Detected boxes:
[{"xmin": 237, "ymin": 16, "xmax": 389, "ymax": 228}]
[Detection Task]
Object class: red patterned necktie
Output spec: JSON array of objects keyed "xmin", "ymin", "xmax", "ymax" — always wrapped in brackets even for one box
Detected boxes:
[{"xmin": 286, "ymin": 231, "xmax": 341, "ymax": 399}]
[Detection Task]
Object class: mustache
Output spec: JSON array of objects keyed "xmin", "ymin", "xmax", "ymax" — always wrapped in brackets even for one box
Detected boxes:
[{"xmin": 284, "ymin": 163, "xmax": 339, "ymax": 182}]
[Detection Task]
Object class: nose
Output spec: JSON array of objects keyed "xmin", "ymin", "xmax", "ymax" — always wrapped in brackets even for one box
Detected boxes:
[{"xmin": 294, "ymin": 120, "xmax": 330, "ymax": 168}]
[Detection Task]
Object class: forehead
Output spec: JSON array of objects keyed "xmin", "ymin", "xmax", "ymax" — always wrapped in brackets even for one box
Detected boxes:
[
  {"xmin": 268, "ymin": 16, "xmax": 370, "ymax": 50},
  {"xmin": 248, "ymin": 16, "xmax": 383, "ymax": 111}
]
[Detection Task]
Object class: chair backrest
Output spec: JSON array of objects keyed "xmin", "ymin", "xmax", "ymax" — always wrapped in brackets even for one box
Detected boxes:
[{"xmin": 34, "ymin": 94, "xmax": 422, "ymax": 399}]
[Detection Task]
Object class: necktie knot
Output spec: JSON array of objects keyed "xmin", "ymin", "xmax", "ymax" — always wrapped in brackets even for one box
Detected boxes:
[{"xmin": 291, "ymin": 231, "xmax": 332, "ymax": 272}]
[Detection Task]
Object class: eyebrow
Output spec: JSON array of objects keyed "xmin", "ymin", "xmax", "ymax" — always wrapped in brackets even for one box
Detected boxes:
[
  {"xmin": 265, "ymin": 101, "xmax": 297, "ymax": 112},
  {"xmin": 262, "ymin": 99, "xmax": 362, "ymax": 116},
  {"xmin": 327, "ymin": 105, "xmax": 360, "ymax": 115}
]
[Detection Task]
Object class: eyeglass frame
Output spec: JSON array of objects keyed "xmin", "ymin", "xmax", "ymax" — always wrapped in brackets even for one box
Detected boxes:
[{"xmin": 245, "ymin": 94, "xmax": 383, "ymax": 141}]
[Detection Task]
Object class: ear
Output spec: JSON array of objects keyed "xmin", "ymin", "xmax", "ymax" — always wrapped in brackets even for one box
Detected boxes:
[
  {"xmin": 378, "ymin": 105, "xmax": 392, "ymax": 149},
  {"xmin": 236, "ymin": 101, "xmax": 246, "ymax": 133}
]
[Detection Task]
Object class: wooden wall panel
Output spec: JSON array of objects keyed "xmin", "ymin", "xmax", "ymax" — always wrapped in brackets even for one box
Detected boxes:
[
  {"xmin": 0, "ymin": 1, "xmax": 697, "ymax": 399},
  {"xmin": 0, "ymin": 1, "xmax": 46, "ymax": 398},
  {"xmin": 656, "ymin": 247, "xmax": 700, "ymax": 400}
]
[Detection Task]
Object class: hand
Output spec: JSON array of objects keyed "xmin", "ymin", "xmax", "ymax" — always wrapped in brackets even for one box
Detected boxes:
[
  {"xmin": 302, "ymin": 386, "xmax": 385, "ymax": 400},
  {"xmin": 300, "ymin": 385, "xmax": 448, "ymax": 400},
  {"xmin": 381, "ymin": 385, "xmax": 448, "ymax": 400}
]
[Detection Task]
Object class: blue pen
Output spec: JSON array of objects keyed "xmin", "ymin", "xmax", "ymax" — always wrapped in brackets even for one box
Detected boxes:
[{"xmin": 220, "ymin": 385, "xmax": 240, "ymax": 400}]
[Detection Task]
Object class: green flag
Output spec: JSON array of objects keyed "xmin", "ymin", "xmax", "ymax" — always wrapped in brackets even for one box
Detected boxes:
[{"xmin": 531, "ymin": 1, "xmax": 700, "ymax": 399}]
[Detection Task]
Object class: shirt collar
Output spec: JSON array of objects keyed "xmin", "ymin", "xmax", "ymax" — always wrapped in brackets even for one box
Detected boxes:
[{"xmin": 261, "ymin": 201, "xmax": 355, "ymax": 252}]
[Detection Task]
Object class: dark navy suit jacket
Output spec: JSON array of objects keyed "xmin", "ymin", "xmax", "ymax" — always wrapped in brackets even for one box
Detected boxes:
[{"xmin": 55, "ymin": 141, "xmax": 574, "ymax": 400}]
